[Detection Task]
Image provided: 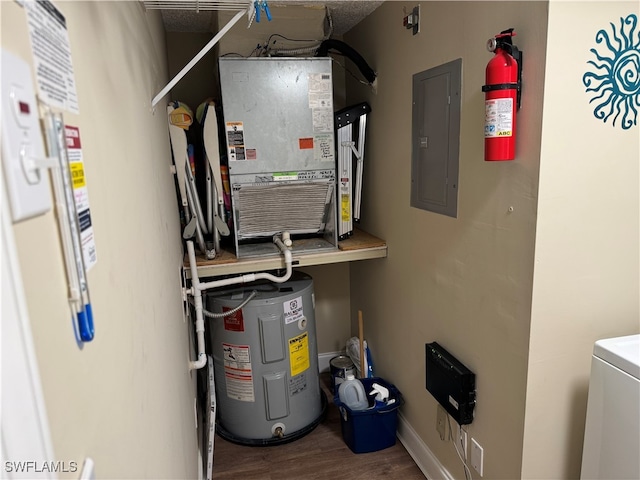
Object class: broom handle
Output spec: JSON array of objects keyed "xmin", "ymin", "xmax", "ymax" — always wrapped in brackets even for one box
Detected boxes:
[{"xmin": 358, "ymin": 310, "xmax": 365, "ymax": 378}]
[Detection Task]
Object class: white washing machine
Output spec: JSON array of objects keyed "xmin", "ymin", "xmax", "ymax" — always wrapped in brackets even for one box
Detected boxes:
[{"xmin": 581, "ymin": 334, "xmax": 640, "ymax": 479}]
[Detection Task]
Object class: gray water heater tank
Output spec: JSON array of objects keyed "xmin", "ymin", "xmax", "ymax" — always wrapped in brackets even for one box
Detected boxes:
[{"xmin": 206, "ymin": 272, "xmax": 324, "ymax": 445}]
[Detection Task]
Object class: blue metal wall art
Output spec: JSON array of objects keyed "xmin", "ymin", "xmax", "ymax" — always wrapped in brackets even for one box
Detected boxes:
[{"xmin": 583, "ymin": 14, "xmax": 640, "ymax": 129}]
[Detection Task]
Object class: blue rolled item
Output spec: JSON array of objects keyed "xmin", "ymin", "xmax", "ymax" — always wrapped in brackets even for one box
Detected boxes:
[
  {"xmin": 78, "ymin": 303, "xmax": 94, "ymax": 341},
  {"xmin": 365, "ymin": 344, "xmax": 375, "ymax": 378}
]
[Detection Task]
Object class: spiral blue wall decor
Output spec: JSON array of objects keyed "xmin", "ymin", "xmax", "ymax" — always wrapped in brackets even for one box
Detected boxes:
[{"xmin": 583, "ymin": 14, "xmax": 640, "ymax": 129}]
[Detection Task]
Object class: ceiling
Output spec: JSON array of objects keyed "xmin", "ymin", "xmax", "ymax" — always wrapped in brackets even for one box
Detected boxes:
[{"xmin": 154, "ymin": 1, "xmax": 384, "ymax": 36}]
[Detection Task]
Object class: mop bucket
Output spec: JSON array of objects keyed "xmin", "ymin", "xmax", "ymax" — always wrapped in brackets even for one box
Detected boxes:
[{"xmin": 333, "ymin": 377, "xmax": 403, "ymax": 453}]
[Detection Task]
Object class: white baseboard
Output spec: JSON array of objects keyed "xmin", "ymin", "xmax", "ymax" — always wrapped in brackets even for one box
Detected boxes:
[
  {"xmin": 317, "ymin": 351, "xmax": 346, "ymax": 373},
  {"xmin": 397, "ymin": 412, "xmax": 454, "ymax": 480}
]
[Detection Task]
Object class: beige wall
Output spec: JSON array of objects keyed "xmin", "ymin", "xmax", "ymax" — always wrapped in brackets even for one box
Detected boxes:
[
  {"xmin": 166, "ymin": 31, "xmax": 220, "ymax": 109},
  {"xmin": 345, "ymin": 2, "xmax": 547, "ymax": 478},
  {"xmin": 1, "ymin": 2, "xmax": 198, "ymax": 478},
  {"xmin": 216, "ymin": 5, "xmax": 327, "ymax": 57},
  {"xmin": 300, "ymin": 264, "xmax": 351, "ymax": 354},
  {"xmin": 522, "ymin": 1, "xmax": 640, "ymax": 478}
]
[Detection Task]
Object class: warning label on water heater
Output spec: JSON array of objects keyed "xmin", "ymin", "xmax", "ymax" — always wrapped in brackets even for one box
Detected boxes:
[
  {"xmin": 289, "ymin": 372, "xmax": 308, "ymax": 396},
  {"xmin": 222, "ymin": 343, "xmax": 254, "ymax": 402},
  {"xmin": 288, "ymin": 332, "xmax": 310, "ymax": 377},
  {"xmin": 223, "ymin": 307, "xmax": 244, "ymax": 332}
]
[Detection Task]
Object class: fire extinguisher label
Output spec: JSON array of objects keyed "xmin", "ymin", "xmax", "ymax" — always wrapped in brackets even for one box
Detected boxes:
[{"xmin": 485, "ymin": 98, "xmax": 513, "ymax": 137}]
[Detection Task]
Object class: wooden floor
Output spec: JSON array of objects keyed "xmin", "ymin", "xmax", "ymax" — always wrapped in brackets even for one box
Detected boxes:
[{"xmin": 212, "ymin": 374, "xmax": 425, "ymax": 479}]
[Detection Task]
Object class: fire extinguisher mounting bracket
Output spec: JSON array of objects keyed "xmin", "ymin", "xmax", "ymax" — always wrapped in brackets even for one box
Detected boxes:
[
  {"xmin": 511, "ymin": 47, "xmax": 523, "ymax": 110},
  {"xmin": 482, "ymin": 83, "xmax": 519, "ymax": 92}
]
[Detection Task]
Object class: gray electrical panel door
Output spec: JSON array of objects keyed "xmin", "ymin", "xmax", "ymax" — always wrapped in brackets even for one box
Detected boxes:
[{"xmin": 411, "ymin": 58, "xmax": 461, "ymax": 218}]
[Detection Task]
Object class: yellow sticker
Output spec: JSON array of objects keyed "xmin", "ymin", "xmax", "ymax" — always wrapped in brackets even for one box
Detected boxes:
[
  {"xmin": 289, "ymin": 332, "xmax": 309, "ymax": 377},
  {"xmin": 341, "ymin": 194, "xmax": 350, "ymax": 221},
  {"xmin": 70, "ymin": 162, "xmax": 86, "ymax": 189}
]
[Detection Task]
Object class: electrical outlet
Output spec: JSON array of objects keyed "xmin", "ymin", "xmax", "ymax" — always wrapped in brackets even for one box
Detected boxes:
[
  {"xmin": 449, "ymin": 422, "xmax": 468, "ymax": 460},
  {"xmin": 436, "ymin": 404, "xmax": 447, "ymax": 440},
  {"xmin": 453, "ymin": 423, "xmax": 468, "ymax": 456},
  {"xmin": 471, "ymin": 438, "xmax": 484, "ymax": 476}
]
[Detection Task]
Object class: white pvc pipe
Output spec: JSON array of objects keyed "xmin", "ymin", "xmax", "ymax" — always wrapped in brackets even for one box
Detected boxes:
[
  {"xmin": 190, "ymin": 289, "xmax": 207, "ymax": 370},
  {"xmin": 187, "ymin": 235, "xmax": 293, "ymax": 370}
]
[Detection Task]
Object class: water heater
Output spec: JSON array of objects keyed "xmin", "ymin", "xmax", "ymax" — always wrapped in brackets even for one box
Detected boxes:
[
  {"xmin": 206, "ymin": 272, "xmax": 324, "ymax": 445},
  {"xmin": 219, "ymin": 57, "xmax": 338, "ymax": 259}
]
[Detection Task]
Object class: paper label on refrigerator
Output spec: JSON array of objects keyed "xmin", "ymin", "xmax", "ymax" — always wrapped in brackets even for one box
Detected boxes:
[
  {"xmin": 308, "ymin": 73, "xmax": 332, "ymax": 109},
  {"xmin": 65, "ymin": 126, "xmax": 97, "ymax": 270},
  {"xmin": 222, "ymin": 343, "xmax": 254, "ymax": 402},
  {"xmin": 225, "ymin": 122, "xmax": 245, "ymax": 160},
  {"xmin": 24, "ymin": 0, "xmax": 80, "ymax": 114}
]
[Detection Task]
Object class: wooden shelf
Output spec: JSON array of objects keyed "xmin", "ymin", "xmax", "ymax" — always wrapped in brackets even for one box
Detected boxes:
[{"xmin": 184, "ymin": 229, "xmax": 387, "ymax": 279}]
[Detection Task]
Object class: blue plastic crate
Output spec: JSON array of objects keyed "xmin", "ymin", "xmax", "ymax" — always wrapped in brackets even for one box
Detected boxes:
[{"xmin": 333, "ymin": 377, "xmax": 403, "ymax": 454}]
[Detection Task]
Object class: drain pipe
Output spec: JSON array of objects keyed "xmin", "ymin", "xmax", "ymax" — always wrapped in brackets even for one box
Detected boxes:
[{"xmin": 187, "ymin": 234, "xmax": 293, "ymax": 370}]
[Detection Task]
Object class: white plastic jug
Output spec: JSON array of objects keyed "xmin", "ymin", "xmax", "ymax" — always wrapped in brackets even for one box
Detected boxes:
[{"xmin": 338, "ymin": 375, "xmax": 369, "ymax": 411}]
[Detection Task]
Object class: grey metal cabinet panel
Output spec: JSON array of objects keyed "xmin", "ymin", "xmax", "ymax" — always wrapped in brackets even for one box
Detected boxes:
[{"xmin": 411, "ymin": 58, "xmax": 461, "ymax": 218}]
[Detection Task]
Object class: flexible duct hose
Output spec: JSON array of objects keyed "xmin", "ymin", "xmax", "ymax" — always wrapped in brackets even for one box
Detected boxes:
[
  {"xmin": 315, "ymin": 39, "xmax": 376, "ymax": 85},
  {"xmin": 269, "ymin": 45, "xmax": 322, "ymax": 56}
]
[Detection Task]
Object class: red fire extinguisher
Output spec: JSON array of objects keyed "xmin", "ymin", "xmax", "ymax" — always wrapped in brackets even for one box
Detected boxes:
[{"xmin": 482, "ymin": 28, "xmax": 522, "ymax": 161}]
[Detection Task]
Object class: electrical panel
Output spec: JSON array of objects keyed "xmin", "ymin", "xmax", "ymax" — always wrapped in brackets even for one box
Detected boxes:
[{"xmin": 411, "ymin": 58, "xmax": 461, "ymax": 218}]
